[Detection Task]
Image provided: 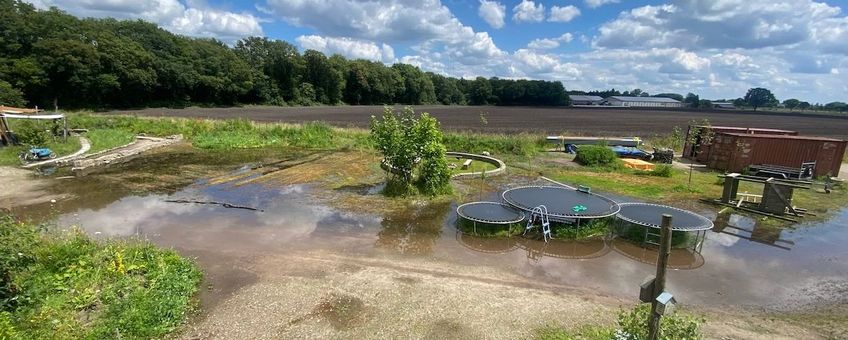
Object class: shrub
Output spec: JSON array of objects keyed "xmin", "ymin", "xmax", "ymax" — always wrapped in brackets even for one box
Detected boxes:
[
  {"xmin": 616, "ymin": 304, "xmax": 703, "ymax": 340},
  {"xmin": 371, "ymin": 107, "xmax": 452, "ymax": 196},
  {"xmin": 574, "ymin": 145, "xmax": 620, "ymax": 168},
  {"xmin": 13, "ymin": 120, "xmax": 49, "ymax": 145},
  {"xmin": 651, "ymin": 164, "xmax": 674, "ymax": 178}
]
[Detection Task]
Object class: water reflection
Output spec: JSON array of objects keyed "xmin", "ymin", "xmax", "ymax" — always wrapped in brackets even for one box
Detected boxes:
[
  {"xmin": 518, "ymin": 237, "xmax": 610, "ymax": 261},
  {"xmin": 455, "ymin": 231, "xmax": 519, "ymax": 254},
  {"xmin": 610, "ymin": 238, "xmax": 705, "ymax": 270},
  {"xmin": 712, "ymin": 213, "xmax": 795, "ymax": 251},
  {"xmin": 375, "ymin": 201, "xmax": 451, "ymax": 255}
]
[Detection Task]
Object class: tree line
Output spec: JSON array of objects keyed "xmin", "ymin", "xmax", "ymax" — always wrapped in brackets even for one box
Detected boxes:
[{"xmin": 0, "ymin": 1, "xmax": 569, "ymax": 109}]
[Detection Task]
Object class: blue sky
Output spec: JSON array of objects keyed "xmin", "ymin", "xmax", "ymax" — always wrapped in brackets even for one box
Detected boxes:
[{"xmin": 26, "ymin": 0, "xmax": 848, "ymax": 103}]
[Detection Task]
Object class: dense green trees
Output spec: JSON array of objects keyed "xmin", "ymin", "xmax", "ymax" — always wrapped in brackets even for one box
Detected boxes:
[
  {"xmin": 0, "ymin": 1, "xmax": 569, "ymax": 109},
  {"xmin": 744, "ymin": 88, "xmax": 777, "ymax": 110}
]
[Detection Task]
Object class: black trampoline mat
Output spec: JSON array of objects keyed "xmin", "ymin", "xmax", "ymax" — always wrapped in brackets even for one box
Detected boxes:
[
  {"xmin": 457, "ymin": 202, "xmax": 524, "ymax": 224},
  {"xmin": 617, "ymin": 203, "xmax": 713, "ymax": 231},
  {"xmin": 502, "ymin": 186, "xmax": 619, "ymax": 218}
]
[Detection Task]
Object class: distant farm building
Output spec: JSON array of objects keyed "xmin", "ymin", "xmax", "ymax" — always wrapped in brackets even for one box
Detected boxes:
[
  {"xmin": 569, "ymin": 95, "xmax": 603, "ymax": 106},
  {"xmin": 713, "ymin": 102, "xmax": 736, "ymax": 109},
  {"xmin": 683, "ymin": 125, "xmax": 846, "ymax": 177},
  {"xmin": 602, "ymin": 96, "xmax": 683, "ymax": 108}
]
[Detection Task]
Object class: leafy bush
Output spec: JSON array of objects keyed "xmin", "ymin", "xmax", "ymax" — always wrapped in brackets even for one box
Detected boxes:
[
  {"xmin": 616, "ymin": 304, "xmax": 703, "ymax": 340},
  {"xmin": 651, "ymin": 164, "xmax": 674, "ymax": 178},
  {"xmin": 574, "ymin": 145, "xmax": 620, "ymax": 168},
  {"xmin": 371, "ymin": 107, "xmax": 452, "ymax": 196},
  {"xmin": 13, "ymin": 120, "xmax": 49, "ymax": 145}
]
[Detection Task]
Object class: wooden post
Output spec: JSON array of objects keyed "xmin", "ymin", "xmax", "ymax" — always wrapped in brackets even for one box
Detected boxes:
[{"xmin": 648, "ymin": 214, "xmax": 673, "ymax": 340}]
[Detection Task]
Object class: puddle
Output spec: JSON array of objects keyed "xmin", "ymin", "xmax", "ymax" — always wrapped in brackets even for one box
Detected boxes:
[{"xmin": 10, "ymin": 148, "xmax": 848, "ymax": 312}]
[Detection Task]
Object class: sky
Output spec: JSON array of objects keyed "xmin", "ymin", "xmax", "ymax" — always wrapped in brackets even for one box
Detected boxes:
[{"xmin": 25, "ymin": 0, "xmax": 848, "ymax": 103}]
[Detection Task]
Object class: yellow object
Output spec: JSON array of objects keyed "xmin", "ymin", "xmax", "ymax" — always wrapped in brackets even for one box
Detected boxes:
[{"xmin": 621, "ymin": 158, "xmax": 655, "ymax": 171}]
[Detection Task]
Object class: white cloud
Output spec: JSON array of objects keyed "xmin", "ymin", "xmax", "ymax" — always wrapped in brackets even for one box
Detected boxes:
[
  {"xmin": 527, "ymin": 33, "xmax": 573, "ymax": 50},
  {"xmin": 478, "ymin": 0, "xmax": 506, "ymax": 29},
  {"xmin": 512, "ymin": 0, "xmax": 545, "ymax": 23},
  {"xmin": 25, "ymin": 0, "xmax": 262, "ymax": 42},
  {"xmin": 549, "ymin": 5, "xmax": 580, "ymax": 23},
  {"xmin": 263, "ymin": 0, "xmax": 504, "ymax": 67},
  {"xmin": 296, "ymin": 35, "xmax": 395, "ymax": 63},
  {"xmin": 585, "ymin": 0, "xmax": 619, "ymax": 9}
]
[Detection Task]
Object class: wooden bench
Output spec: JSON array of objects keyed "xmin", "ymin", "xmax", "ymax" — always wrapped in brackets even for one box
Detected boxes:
[{"xmin": 461, "ymin": 159, "xmax": 473, "ymax": 170}]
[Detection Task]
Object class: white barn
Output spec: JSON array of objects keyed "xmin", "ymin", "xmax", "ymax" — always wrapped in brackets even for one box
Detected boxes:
[
  {"xmin": 569, "ymin": 95, "xmax": 604, "ymax": 106},
  {"xmin": 603, "ymin": 96, "xmax": 683, "ymax": 108}
]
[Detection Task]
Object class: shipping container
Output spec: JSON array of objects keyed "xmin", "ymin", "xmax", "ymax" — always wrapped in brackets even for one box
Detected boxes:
[
  {"xmin": 705, "ymin": 133, "xmax": 846, "ymax": 177},
  {"xmin": 683, "ymin": 125, "xmax": 798, "ymax": 162}
]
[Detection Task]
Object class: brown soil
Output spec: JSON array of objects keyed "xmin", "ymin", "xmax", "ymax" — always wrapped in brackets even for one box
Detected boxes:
[
  {"xmin": 106, "ymin": 105, "xmax": 848, "ymax": 139},
  {"xmin": 0, "ymin": 166, "xmax": 66, "ymax": 208},
  {"xmin": 180, "ymin": 250, "xmax": 822, "ymax": 340}
]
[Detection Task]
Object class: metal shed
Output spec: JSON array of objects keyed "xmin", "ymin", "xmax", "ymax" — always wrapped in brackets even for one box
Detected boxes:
[{"xmin": 704, "ymin": 133, "xmax": 846, "ymax": 177}]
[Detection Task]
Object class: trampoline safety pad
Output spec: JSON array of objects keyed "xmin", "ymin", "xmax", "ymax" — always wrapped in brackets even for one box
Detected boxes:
[
  {"xmin": 502, "ymin": 186, "xmax": 620, "ymax": 220},
  {"xmin": 617, "ymin": 203, "xmax": 713, "ymax": 231},
  {"xmin": 457, "ymin": 202, "xmax": 525, "ymax": 224}
]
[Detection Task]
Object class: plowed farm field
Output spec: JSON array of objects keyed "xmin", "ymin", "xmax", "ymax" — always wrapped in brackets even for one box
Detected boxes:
[{"xmin": 106, "ymin": 105, "xmax": 848, "ymax": 138}]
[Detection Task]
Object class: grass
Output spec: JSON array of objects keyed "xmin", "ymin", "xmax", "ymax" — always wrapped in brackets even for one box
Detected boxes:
[
  {"xmin": 443, "ymin": 131, "xmax": 544, "ymax": 156},
  {"xmin": 85, "ymin": 128, "xmax": 136, "ymax": 153},
  {"xmin": 536, "ymin": 304, "xmax": 703, "ymax": 340},
  {"xmin": 552, "ymin": 218, "xmax": 611, "ymax": 239},
  {"xmin": 0, "ymin": 215, "xmax": 202, "ymax": 339},
  {"xmin": 447, "ymin": 156, "xmax": 497, "ymax": 175},
  {"xmin": 0, "ymin": 136, "xmax": 81, "ymax": 166}
]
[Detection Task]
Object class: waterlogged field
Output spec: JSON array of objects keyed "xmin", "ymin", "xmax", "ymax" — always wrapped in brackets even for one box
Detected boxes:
[{"xmin": 3, "ymin": 115, "xmax": 847, "ymax": 338}]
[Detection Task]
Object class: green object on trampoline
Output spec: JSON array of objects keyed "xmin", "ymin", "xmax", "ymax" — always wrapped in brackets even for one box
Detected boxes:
[{"xmin": 572, "ymin": 205, "xmax": 587, "ymax": 212}]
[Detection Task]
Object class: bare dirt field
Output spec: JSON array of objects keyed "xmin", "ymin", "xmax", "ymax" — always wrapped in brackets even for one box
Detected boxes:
[{"xmin": 107, "ymin": 105, "xmax": 848, "ymax": 138}]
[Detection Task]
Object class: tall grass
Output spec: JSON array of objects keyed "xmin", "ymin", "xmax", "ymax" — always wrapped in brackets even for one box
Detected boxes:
[{"xmin": 442, "ymin": 131, "xmax": 544, "ymax": 156}]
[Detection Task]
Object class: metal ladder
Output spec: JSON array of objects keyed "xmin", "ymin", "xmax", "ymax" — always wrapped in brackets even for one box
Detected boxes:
[
  {"xmin": 644, "ymin": 227, "xmax": 661, "ymax": 246},
  {"xmin": 525, "ymin": 205, "xmax": 552, "ymax": 242}
]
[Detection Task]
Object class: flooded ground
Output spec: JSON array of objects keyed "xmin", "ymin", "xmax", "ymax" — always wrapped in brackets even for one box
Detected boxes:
[{"xmin": 9, "ymin": 147, "xmax": 848, "ymax": 338}]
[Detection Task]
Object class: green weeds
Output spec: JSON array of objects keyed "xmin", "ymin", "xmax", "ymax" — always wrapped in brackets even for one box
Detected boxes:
[
  {"xmin": 536, "ymin": 304, "xmax": 703, "ymax": 340},
  {"xmin": 0, "ymin": 215, "xmax": 201, "ymax": 339}
]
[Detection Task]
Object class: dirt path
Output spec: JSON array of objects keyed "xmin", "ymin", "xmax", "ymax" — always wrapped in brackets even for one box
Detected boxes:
[
  {"xmin": 71, "ymin": 135, "xmax": 181, "ymax": 172},
  {"xmin": 105, "ymin": 105, "xmax": 848, "ymax": 139},
  {"xmin": 0, "ymin": 167, "xmax": 66, "ymax": 208},
  {"xmin": 181, "ymin": 250, "xmax": 820, "ymax": 340}
]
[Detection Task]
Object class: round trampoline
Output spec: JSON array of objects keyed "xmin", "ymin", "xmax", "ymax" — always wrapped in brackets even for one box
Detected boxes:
[
  {"xmin": 502, "ymin": 186, "xmax": 620, "ymax": 220},
  {"xmin": 456, "ymin": 201, "xmax": 525, "ymax": 224},
  {"xmin": 616, "ymin": 203, "xmax": 713, "ymax": 231}
]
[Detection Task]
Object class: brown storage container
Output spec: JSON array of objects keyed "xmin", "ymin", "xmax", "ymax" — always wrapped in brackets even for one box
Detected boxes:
[{"xmin": 706, "ymin": 133, "xmax": 846, "ymax": 177}]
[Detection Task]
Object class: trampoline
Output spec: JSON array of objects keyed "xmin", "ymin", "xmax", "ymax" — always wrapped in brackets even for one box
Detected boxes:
[
  {"xmin": 502, "ymin": 186, "xmax": 620, "ymax": 221},
  {"xmin": 456, "ymin": 201, "xmax": 525, "ymax": 225},
  {"xmin": 616, "ymin": 203, "xmax": 713, "ymax": 231}
]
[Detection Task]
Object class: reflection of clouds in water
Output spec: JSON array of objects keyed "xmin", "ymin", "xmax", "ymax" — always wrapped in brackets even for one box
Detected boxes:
[
  {"xmin": 59, "ymin": 183, "xmax": 352, "ymax": 248},
  {"xmin": 707, "ymin": 232, "xmax": 741, "ymax": 247},
  {"xmin": 61, "ymin": 195, "xmax": 203, "ymax": 237}
]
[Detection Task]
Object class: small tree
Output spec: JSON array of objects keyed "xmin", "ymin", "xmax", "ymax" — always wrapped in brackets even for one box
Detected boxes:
[
  {"xmin": 744, "ymin": 87, "xmax": 777, "ymax": 111},
  {"xmin": 684, "ymin": 93, "xmax": 699, "ymax": 107},
  {"xmin": 371, "ymin": 107, "xmax": 452, "ymax": 196},
  {"xmin": 685, "ymin": 119, "xmax": 714, "ymax": 187},
  {"xmin": 783, "ymin": 98, "xmax": 800, "ymax": 110}
]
